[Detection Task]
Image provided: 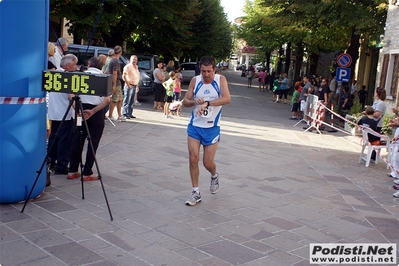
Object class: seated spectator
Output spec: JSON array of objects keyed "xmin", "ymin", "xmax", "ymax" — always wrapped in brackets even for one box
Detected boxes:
[{"xmin": 357, "ymin": 106, "xmax": 380, "ymax": 145}]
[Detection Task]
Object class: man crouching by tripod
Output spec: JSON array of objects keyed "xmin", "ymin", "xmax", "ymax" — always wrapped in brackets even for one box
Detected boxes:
[{"xmin": 67, "ymin": 57, "xmax": 111, "ymax": 181}]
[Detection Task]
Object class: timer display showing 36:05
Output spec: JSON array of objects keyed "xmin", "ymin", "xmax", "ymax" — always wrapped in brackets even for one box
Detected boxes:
[{"xmin": 42, "ymin": 71, "xmax": 112, "ymax": 96}]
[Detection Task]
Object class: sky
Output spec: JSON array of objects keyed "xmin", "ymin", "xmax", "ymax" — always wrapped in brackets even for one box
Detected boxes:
[{"xmin": 220, "ymin": 0, "xmax": 246, "ymax": 22}]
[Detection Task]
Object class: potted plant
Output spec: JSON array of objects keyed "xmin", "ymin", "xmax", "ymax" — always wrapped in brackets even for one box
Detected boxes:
[
  {"xmin": 381, "ymin": 114, "xmax": 395, "ymax": 137},
  {"xmin": 345, "ymin": 100, "xmax": 363, "ymax": 135}
]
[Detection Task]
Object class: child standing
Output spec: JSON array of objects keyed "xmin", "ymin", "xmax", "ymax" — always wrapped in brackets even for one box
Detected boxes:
[
  {"xmin": 162, "ymin": 71, "xmax": 176, "ymax": 118},
  {"xmin": 173, "ymin": 72, "xmax": 182, "ymax": 115},
  {"xmin": 289, "ymin": 85, "xmax": 300, "ymax": 120}
]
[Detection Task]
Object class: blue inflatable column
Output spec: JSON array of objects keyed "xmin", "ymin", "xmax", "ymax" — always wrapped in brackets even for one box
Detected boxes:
[{"xmin": 0, "ymin": 0, "xmax": 49, "ymax": 203}]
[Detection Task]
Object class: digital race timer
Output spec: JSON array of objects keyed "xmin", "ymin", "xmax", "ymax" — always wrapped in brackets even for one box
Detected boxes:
[{"xmin": 42, "ymin": 70, "xmax": 112, "ymax": 96}]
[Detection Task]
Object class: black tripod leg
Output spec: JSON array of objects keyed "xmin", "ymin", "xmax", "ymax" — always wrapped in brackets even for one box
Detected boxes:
[
  {"xmin": 77, "ymin": 98, "xmax": 113, "ymax": 221},
  {"xmin": 21, "ymin": 97, "xmax": 75, "ymax": 213}
]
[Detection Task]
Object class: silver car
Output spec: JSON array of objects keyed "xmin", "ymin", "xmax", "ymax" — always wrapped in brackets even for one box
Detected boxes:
[{"xmin": 180, "ymin": 62, "xmax": 198, "ymax": 83}]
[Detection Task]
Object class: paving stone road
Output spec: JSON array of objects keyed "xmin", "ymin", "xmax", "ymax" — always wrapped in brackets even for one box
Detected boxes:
[{"xmin": 1, "ymin": 69, "xmax": 398, "ymax": 266}]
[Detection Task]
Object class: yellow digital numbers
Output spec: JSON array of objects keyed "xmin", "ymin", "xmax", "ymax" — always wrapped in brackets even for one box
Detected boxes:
[
  {"xmin": 71, "ymin": 74, "xmax": 90, "ymax": 94},
  {"xmin": 80, "ymin": 75, "xmax": 89, "ymax": 94},
  {"xmin": 43, "ymin": 71, "xmax": 110, "ymax": 96},
  {"xmin": 53, "ymin": 73, "xmax": 62, "ymax": 91},
  {"xmin": 71, "ymin": 75, "xmax": 80, "ymax": 93},
  {"xmin": 43, "ymin": 72, "xmax": 62, "ymax": 91},
  {"xmin": 44, "ymin": 72, "xmax": 52, "ymax": 91}
]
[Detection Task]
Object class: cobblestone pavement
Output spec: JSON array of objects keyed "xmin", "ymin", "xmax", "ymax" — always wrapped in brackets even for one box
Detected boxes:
[{"xmin": 1, "ymin": 70, "xmax": 398, "ymax": 265}]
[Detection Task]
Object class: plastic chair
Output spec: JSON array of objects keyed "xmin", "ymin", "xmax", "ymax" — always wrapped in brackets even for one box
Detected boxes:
[{"xmin": 358, "ymin": 127, "xmax": 390, "ymax": 168}]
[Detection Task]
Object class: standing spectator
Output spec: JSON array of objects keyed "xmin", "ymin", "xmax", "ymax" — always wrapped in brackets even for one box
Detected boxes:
[
  {"xmin": 172, "ymin": 72, "xmax": 182, "ymax": 115},
  {"xmin": 98, "ymin": 54, "xmax": 107, "ymax": 66},
  {"xmin": 247, "ymin": 65, "xmax": 254, "ymax": 88},
  {"xmin": 182, "ymin": 56, "xmax": 231, "ymax": 206},
  {"xmin": 388, "ymin": 108, "xmax": 399, "ymax": 180},
  {"xmin": 162, "ymin": 71, "xmax": 176, "ymax": 118},
  {"xmin": 153, "ymin": 60, "xmax": 165, "ymax": 110},
  {"xmin": 107, "ymin": 45, "xmax": 124, "ymax": 122},
  {"xmin": 166, "ymin": 60, "xmax": 175, "ymax": 72},
  {"xmin": 317, "ymin": 78, "xmax": 331, "ymax": 126},
  {"xmin": 328, "ymin": 73, "xmax": 337, "ymax": 106},
  {"xmin": 294, "ymin": 77, "xmax": 303, "ymax": 93},
  {"xmin": 49, "ymin": 37, "xmax": 69, "ymax": 68},
  {"xmin": 258, "ymin": 69, "xmax": 266, "ymax": 92},
  {"xmin": 102, "ymin": 49, "xmax": 114, "ymax": 73},
  {"xmin": 358, "ymin": 85, "xmax": 368, "ymax": 109},
  {"xmin": 47, "ymin": 54, "xmax": 77, "ymax": 175},
  {"xmin": 67, "ymin": 57, "xmax": 111, "ymax": 181},
  {"xmin": 339, "ymin": 85, "xmax": 352, "ymax": 114},
  {"xmin": 299, "ymin": 75, "xmax": 313, "ymax": 117},
  {"xmin": 279, "ymin": 73, "xmax": 290, "ymax": 104},
  {"xmin": 47, "ymin": 42, "xmax": 56, "ymax": 70},
  {"xmin": 273, "ymin": 75, "xmax": 281, "ymax": 102},
  {"xmin": 122, "ymin": 55, "xmax": 140, "ymax": 119},
  {"xmin": 289, "ymin": 85, "xmax": 300, "ymax": 120}
]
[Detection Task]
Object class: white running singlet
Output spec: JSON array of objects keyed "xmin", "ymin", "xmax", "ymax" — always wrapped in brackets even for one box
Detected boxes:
[{"xmin": 189, "ymin": 74, "xmax": 222, "ymax": 128}]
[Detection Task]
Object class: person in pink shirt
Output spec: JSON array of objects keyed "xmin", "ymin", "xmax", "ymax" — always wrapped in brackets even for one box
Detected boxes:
[{"xmin": 257, "ymin": 69, "xmax": 267, "ymax": 92}]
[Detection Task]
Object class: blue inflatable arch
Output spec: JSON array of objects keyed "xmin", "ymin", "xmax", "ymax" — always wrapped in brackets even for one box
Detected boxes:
[{"xmin": 0, "ymin": 0, "xmax": 49, "ymax": 203}]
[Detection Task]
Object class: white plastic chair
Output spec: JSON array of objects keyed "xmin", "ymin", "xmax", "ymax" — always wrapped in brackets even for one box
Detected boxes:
[{"xmin": 358, "ymin": 127, "xmax": 390, "ymax": 168}]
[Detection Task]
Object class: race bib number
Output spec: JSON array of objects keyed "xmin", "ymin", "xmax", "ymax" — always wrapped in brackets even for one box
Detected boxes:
[{"xmin": 201, "ymin": 106, "xmax": 213, "ymax": 118}]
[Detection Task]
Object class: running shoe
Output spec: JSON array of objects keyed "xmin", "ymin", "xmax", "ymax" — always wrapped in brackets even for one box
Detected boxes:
[
  {"xmin": 210, "ymin": 173, "xmax": 219, "ymax": 194},
  {"xmin": 185, "ymin": 191, "xmax": 202, "ymax": 206}
]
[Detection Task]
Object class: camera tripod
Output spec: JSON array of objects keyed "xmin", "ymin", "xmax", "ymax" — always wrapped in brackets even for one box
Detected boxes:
[{"xmin": 21, "ymin": 95, "xmax": 113, "ymax": 221}]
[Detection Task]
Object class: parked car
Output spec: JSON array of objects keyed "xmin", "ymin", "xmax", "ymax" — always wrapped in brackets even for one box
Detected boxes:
[
  {"xmin": 67, "ymin": 44, "xmax": 155, "ymax": 95},
  {"xmin": 180, "ymin": 62, "xmax": 197, "ymax": 83}
]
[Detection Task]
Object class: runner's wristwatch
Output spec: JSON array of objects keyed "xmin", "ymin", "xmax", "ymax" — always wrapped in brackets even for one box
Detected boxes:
[{"xmin": 205, "ymin": 101, "xmax": 210, "ymax": 108}]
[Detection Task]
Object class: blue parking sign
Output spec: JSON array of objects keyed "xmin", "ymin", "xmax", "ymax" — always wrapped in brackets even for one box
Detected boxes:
[{"xmin": 336, "ymin": 67, "xmax": 351, "ymax": 82}]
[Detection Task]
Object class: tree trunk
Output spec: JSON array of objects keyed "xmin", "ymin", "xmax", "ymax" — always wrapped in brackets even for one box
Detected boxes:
[
  {"xmin": 277, "ymin": 46, "xmax": 284, "ymax": 75},
  {"xmin": 294, "ymin": 42, "xmax": 303, "ymax": 79},
  {"xmin": 346, "ymin": 27, "xmax": 360, "ymax": 79},
  {"xmin": 266, "ymin": 51, "xmax": 271, "ymax": 71},
  {"xmin": 309, "ymin": 52, "xmax": 319, "ymax": 76},
  {"xmin": 284, "ymin": 42, "xmax": 291, "ymax": 74}
]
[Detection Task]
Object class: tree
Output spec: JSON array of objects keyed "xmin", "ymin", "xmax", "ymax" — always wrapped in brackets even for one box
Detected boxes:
[
  {"xmin": 237, "ymin": 0, "xmax": 387, "ymax": 76},
  {"xmin": 50, "ymin": 0, "xmax": 232, "ymax": 61}
]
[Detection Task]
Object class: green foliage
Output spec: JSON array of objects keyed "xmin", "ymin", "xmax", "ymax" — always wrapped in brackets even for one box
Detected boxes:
[
  {"xmin": 235, "ymin": 0, "xmax": 388, "ymax": 74},
  {"xmin": 350, "ymin": 100, "xmax": 363, "ymax": 116},
  {"xmin": 50, "ymin": 0, "xmax": 232, "ymax": 60},
  {"xmin": 347, "ymin": 113, "xmax": 362, "ymax": 129},
  {"xmin": 381, "ymin": 114, "xmax": 395, "ymax": 136}
]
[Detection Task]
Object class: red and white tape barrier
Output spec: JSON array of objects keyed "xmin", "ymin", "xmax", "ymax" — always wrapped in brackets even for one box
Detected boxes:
[
  {"xmin": 316, "ymin": 101, "xmax": 399, "ymax": 178},
  {"xmin": 0, "ymin": 97, "xmax": 46, "ymax": 105}
]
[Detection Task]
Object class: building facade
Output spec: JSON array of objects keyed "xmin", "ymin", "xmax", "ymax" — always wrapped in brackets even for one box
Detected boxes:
[{"xmin": 376, "ymin": 1, "xmax": 399, "ymax": 109}]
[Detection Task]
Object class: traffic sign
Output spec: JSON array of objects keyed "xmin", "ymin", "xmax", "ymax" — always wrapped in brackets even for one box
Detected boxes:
[
  {"xmin": 337, "ymin": 53, "xmax": 352, "ymax": 68},
  {"xmin": 336, "ymin": 67, "xmax": 351, "ymax": 82}
]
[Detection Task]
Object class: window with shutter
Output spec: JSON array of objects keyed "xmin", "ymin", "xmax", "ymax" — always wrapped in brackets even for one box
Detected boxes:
[
  {"xmin": 380, "ymin": 54, "xmax": 389, "ymax": 89},
  {"xmin": 392, "ymin": 55, "xmax": 399, "ymax": 98}
]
